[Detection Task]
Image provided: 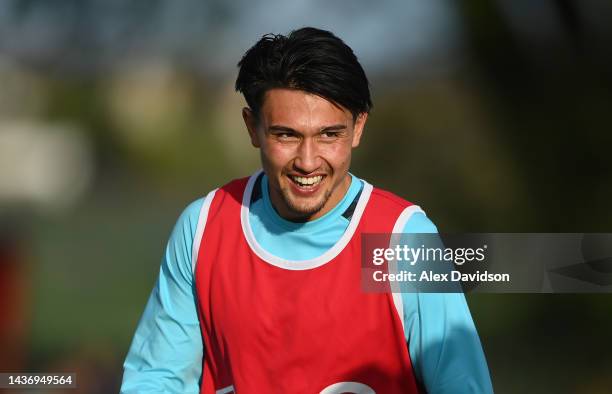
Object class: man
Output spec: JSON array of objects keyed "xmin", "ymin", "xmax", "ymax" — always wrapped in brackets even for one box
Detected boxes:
[{"xmin": 121, "ymin": 27, "xmax": 493, "ymax": 393}]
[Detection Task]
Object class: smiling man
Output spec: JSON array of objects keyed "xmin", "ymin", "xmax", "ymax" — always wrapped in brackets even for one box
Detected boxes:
[
  {"xmin": 243, "ymin": 88, "xmax": 366, "ymax": 222},
  {"xmin": 121, "ymin": 27, "xmax": 494, "ymax": 393}
]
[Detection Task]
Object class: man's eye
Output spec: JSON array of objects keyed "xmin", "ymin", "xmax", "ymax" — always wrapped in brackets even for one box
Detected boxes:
[
  {"xmin": 275, "ymin": 132, "xmax": 298, "ymax": 141},
  {"xmin": 321, "ymin": 131, "xmax": 340, "ymax": 138}
]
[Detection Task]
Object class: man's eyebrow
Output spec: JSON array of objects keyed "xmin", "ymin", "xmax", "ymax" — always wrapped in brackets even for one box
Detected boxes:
[
  {"xmin": 268, "ymin": 124, "xmax": 347, "ymax": 132},
  {"xmin": 321, "ymin": 124, "xmax": 347, "ymax": 131},
  {"xmin": 268, "ymin": 125, "xmax": 297, "ymax": 132}
]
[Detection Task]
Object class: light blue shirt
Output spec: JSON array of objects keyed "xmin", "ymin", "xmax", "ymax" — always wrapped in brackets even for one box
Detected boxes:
[{"xmin": 121, "ymin": 174, "xmax": 493, "ymax": 393}]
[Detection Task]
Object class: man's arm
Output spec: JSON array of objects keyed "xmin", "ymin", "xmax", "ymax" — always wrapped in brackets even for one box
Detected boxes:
[
  {"xmin": 121, "ymin": 198, "xmax": 205, "ymax": 394},
  {"xmin": 401, "ymin": 213, "xmax": 494, "ymax": 394}
]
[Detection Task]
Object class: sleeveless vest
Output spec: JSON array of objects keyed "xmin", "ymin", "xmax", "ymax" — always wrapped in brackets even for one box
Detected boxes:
[{"xmin": 194, "ymin": 172, "xmax": 421, "ymax": 394}]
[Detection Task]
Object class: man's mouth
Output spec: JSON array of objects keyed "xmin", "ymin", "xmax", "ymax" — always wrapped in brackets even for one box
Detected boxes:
[{"xmin": 288, "ymin": 174, "xmax": 325, "ymax": 189}]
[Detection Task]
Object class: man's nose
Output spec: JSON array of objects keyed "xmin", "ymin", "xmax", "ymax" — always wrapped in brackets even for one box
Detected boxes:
[{"xmin": 294, "ymin": 138, "xmax": 321, "ymax": 173}]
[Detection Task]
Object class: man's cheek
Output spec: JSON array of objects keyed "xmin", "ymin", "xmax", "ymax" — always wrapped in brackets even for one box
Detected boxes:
[
  {"xmin": 261, "ymin": 146, "xmax": 283, "ymax": 165},
  {"xmin": 275, "ymin": 152, "xmax": 296, "ymax": 169},
  {"xmin": 326, "ymin": 145, "xmax": 351, "ymax": 167}
]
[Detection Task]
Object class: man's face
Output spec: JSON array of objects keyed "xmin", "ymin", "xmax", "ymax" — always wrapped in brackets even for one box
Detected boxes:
[{"xmin": 243, "ymin": 88, "xmax": 367, "ymax": 222}]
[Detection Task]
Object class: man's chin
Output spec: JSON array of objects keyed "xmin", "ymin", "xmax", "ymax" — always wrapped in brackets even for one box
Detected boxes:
[
  {"xmin": 285, "ymin": 201, "xmax": 324, "ymax": 219},
  {"xmin": 275, "ymin": 182, "xmax": 333, "ymax": 221},
  {"xmin": 282, "ymin": 194, "xmax": 328, "ymax": 221}
]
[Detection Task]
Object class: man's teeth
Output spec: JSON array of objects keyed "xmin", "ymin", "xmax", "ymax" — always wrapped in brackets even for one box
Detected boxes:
[{"xmin": 291, "ymin": 175, "xmax": 323, "ymax": 186}]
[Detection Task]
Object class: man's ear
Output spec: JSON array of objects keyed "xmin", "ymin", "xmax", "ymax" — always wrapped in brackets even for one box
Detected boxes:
[
  {"xmin": 351, "ymin": 112, "xmax": 368, "ymax": 148},
  {"xmin": 242, "ymin": 107, "xmax": 261, "ymax": 148}
]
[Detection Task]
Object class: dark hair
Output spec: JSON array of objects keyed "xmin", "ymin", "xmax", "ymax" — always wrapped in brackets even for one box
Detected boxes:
[{"xmin": 235, "ymin": 27, "xmax": 372, "ymax": 119}]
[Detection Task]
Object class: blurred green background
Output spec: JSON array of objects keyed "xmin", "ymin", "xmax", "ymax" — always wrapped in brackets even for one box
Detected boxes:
[{"xmin": 1, "ymin": 1, "xmax": 611, "ymax": 393}]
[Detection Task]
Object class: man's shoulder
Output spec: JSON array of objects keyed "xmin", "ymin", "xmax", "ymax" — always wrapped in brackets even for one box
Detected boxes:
[
  {"xmin": 370, "ymin": 186, "xmax": 415, "ymax": 209},
  {"xmin": 173, "ymin": 197, "xmax": 207, "ymax": 239},
  {"xmin": 357, "ymin": 178, "xmax": 437, "ymax": 233},
  {"xmin": 177, "ymin": 173, "xmax": 255, "ymax": 230},
  {"xmin": 358, "ymin": 178, "xmax": 416, "ymax": 211}
]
